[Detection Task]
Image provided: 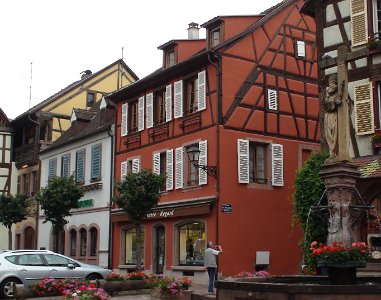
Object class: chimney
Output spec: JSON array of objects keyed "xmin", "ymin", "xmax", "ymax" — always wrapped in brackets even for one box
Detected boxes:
[
  {"xmin": 187, "ymin": 22, "xmax": 200, "ymax": 40},
  {"xmin": 80, "ymin": 70, "xmax": 92, "ymax": 80}
]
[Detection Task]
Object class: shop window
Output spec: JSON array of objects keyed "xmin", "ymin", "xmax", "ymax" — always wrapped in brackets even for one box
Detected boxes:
[
  {"xmin": 124, "ymin": 227, "xmax": 144, "ymax": 264},
  {"xmin": 70, "ymin": 229, "xmax": 77, "ymax": 256},
  {"xmin": 80, "ymin": 228, "xmax": 87, "ymax": 256},
  {"xmin": 178, "ymin": 222, "xmax": 205, "ymax": 266},
  {"xmin": 89, "ymin": 227, "xmax": 98, "ymax": 256}
]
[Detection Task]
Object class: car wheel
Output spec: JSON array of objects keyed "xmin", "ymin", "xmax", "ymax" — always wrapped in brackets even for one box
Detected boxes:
[
  {"xmin": 86, "ymin": 273, "xmax": 102, "ymax": 280},
  {"xmin": 0, "ymin": 277, "xmax": 22, "ymax": 299}
]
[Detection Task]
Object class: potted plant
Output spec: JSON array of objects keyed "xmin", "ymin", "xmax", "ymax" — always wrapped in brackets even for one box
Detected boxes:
[
  {"xmin": 63, "ymin": 286, "xmax": 109, "ymax": 300},
  {"xmin": 367, "ymin": 38, "xmax": 381, "ymax": 53},
  {"xmin": 99, "ymin": 271, "xmax": 148, "ymax": 293},
  {"xmin": 309, "ymin": 241, "xmax": 371, "ymax": 284},
  {"xmin": 371, "ymin": 131, "xmax": 381, "ymax": 148},
  {"xmin": 146, "ymin": 275, "xmax": 192, "ymax": 300}
]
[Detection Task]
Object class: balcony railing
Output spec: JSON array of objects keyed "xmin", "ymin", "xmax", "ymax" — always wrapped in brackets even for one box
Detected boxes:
[{"xmin": 14, "ymin": 143, "xmax": 38, "ymax": 167}]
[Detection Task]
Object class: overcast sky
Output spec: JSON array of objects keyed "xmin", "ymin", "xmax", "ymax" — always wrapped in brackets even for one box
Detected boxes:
[{"xmin": 0, "ymin": 0, "xmax": 281, "ymax": 120}]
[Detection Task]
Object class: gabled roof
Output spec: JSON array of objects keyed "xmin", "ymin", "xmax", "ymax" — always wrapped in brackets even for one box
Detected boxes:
[
  {"xmin": 108, "ymin": 0, "xmax": 295, "ymax": 102},
  {"xmin": 40, "ymin": 99, "xmax": 115, "ymax": 154},
  {"xmin": 12, "ymin": 59, "xmax": 138, "ymax": 123}
]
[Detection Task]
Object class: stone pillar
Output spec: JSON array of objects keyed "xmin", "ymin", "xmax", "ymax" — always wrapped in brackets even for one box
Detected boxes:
[{"xmin": 319, "ymin": 161, "xmax": 360, "ymax": 247}]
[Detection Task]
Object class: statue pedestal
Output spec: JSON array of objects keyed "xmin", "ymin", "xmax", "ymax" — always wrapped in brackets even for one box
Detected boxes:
[{"xmin": 319, "ymin": 161, "xmax": 360, "ymax": 247}]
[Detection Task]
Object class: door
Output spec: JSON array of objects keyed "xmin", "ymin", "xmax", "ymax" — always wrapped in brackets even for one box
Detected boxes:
[{"xmin": 155, "ymin": 226, "xmax": 165, "ymax": 274}]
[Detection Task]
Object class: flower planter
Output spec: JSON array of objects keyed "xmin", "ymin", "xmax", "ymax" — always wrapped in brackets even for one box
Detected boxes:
[
  {"xmin": 96, "ymin": 279, "xmax": 146, "ymax": 293},
  {"xmin": 150, "ymin": 287, "xmax": 193, "ymax": 300},
  {"xmin": 317, "ymin": 261, "xmax": 366, "ymax": 285}
]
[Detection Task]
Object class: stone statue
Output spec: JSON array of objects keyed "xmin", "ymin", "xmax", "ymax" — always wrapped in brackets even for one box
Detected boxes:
[{"xmin": 323, "ymin": 74, "xmax": 343, "ymax": 159}]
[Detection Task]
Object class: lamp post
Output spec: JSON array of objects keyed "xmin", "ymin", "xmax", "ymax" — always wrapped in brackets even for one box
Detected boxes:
[{"xmin": 186, "ymin": 147, "xmax": 217, "ymax": 178}]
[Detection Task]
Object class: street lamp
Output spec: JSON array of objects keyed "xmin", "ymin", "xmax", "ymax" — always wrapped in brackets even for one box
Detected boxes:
[{"xmin": 186, "ymin": 146, "xmax": 217, "ymax": 178}]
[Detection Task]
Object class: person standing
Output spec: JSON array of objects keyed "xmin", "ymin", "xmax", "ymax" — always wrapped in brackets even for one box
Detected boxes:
[{"xmin": 204, "ymin": 241, "xmax": 222, "ymax": 293}]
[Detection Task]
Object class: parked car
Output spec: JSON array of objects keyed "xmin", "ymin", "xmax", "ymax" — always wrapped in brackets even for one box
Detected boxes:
[{"xmin": 0, "ymin": 250, "xmax": 111, "ymax": 299}]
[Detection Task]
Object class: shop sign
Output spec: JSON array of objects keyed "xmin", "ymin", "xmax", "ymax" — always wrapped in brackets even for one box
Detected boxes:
[
  {"xmin": 146, "ymin": 209, "xmax": 175, "ymax": 219},
  {"xmin": 78, "ymin": 199, "xmax": 94, "ymax": 208},
  {"xmin": 221, "ymin": 204, "xmax": 232, "ymax": 213}
]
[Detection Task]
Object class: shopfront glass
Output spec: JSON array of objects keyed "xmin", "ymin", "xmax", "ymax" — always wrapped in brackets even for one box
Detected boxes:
[
  {"xmin": 125, "ymin": 227, "xmax": 144, "ymax": 264},
  {"xmin": 179, "ymin": 222, "xmax": 205, "ymax": 266}
]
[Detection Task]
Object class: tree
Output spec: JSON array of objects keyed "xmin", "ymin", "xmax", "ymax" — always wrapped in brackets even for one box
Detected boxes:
[
  {"xmin": 292, "ymin": 151, "xmax": 329, "ymax": 272},
  {"xmin": 114, "ymin": 169, "xmax": 166, "ymax": 271},
  {"xmin": 0, "ymin": 193, "xmax": 30, "ymax": 249},
  {"xmin": 36, "ymin": 175, "xmax": 84, "ymax": 251}
]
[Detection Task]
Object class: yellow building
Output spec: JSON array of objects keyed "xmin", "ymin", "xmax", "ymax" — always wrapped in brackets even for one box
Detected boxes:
[{"xmin": 10, "ymin": 59, "xmax": 138, "ymax": 249}]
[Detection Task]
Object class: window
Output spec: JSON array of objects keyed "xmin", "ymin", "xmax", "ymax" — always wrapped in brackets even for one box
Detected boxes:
[
  {"xmin": 178, "ymin": 222, "xmax": 205, "ymax": 266},
  {"xmin": 19, "ymin": 254, "xmax": 44, "ymax": 266},
  {"xmin": 237, "ymin": 139, "xmax": 284, "ymax": 186},
  {"xmin": 249, "ymin": 143, "xmax": 267, "ymax": 184},
  {"xmin": 210, "ymin": 29, "xmax": 220, "ymax": 47},
  {"xmin": 186, "ymin": 144, "xmax": 199, "ymax": 186},
  {"xmin": 267, "ymin": 89, "xmax": 278, "ymax": 111},
  {"xmin": 373, "ymin": 0, "xmax": 381, "ymax": 38},
  {"xmin": 76, "ymin": 150, "xmax": 85, "ymax": 183},
  {"xmin": 296, "ymin": 40, "xmax": 305, "ymax": 57},
  {"xmin": 87, "ymin": 92, "xmax": 95, "ymax": 107},
  {"xmin": 91, "ymin": 144, "xmax": 101, "ymax": 180},
  {"xmin": 174, "ymin": 71, "xmax": 206, "ymax": 119},
  {"xmin": 153, "ymin": 150, "xmax": 173, "ymax": 191},
  {"xmin": 48, "ymin": 159, "xmax": 57, "ymax": 179},
  {"xmin": 166, "ymin": 50, "xmax": 175, "ymax": 68},
  {"xmin": 61, "ymin": 154, "xmax": 70, "ymax": 178},
  {"xmin": 70, "ymin": 229, "xmax": 77, "ymax": 257},
  {"xmin": 80, "ymin": 228, "xmax": 87, "ymax": 256},
  {"xmin": 121, "ymin": 158, "xmax": 140, "ymax": 180},
  {"xmin": 89, "ymin": 227, "xmax": 98, "ymax": 256},
  {"xmin": 44, "ymin": 254, "xmax": 79, "ymax": 267},
  {"xmin": 129, "ymin": 101, "xmax": 139, "ymax": 133},
  {"xmin": 53, "ymin": 228, "xmax": 65, "ymax": 254},
  {"xmin": 23, "ymin": 173, "xmax": 30, "ymax": 195},
  {"xmin": 154, "ymin": 89, "xmax": 166, "ymax": 125},
  {"xmin": 124, "ymin": 227, "xmax": 144, "ymax": 264},
  {"xmin": 32, "ymin": 171, "xmax": 39, "ymax": 195}
]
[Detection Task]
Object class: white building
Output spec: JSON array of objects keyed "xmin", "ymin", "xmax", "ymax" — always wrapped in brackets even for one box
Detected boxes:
[{"xmin": 38, "ymin": 98, "xmax": 115, "ymax": 267}]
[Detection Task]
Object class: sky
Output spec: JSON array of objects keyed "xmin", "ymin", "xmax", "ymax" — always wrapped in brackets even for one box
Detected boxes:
[{"xmin": 0, "ymin": 0, "xmax": 281, "ymax": 120}]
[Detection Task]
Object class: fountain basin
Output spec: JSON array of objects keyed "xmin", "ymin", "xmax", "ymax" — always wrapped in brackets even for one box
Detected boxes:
[{"xmin": 216, "ymin": 275, "xmax": 381, "ymax": 299}]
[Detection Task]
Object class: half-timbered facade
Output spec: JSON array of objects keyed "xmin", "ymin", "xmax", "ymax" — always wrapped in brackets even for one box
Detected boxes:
[
  {"xmin": 109, "ymin": 0, "xmax": 319, "ymax": 281},
  {"xmin": 0, "ymin": 108, "xmax": 18, "ymax": 250},
  {"xmin": 10, "ymin": 59, "xmax": 138, "ymax": 250},
  {"xmin": 301, "ymin": 0, "xmax": 381, "ymax": 264}
]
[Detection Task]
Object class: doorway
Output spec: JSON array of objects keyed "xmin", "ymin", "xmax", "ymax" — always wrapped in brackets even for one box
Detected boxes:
[
  {"xmin": 24, "ymin": 226, "xmax": 35, "ymax": 249},
  {"xmin": 155, "ymin": 226, "xmax": 165, "ymax": 274}
]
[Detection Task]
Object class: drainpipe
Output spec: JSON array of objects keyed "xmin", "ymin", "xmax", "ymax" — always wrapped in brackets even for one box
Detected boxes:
[
  {"xmin": 28, "ymin": 113, "xmax": 40, "ymax": 250},
  {"xmin": 208, "ymin": 51, "xmax": 222, "ymax": 278},
  {"xmin": 107, "ymin": 109, "xmax": 116, "ymax": 270}
]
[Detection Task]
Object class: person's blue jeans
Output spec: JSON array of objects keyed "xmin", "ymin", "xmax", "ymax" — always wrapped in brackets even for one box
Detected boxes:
[{"xmin": 207, "ymin": 267, "xmax": 216, "ymax": 292}]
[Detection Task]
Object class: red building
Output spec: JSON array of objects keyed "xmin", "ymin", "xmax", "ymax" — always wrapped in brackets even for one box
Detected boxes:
[{"xmin": 108, "ymin": 0, "xmax": 320, "ymax": 282}]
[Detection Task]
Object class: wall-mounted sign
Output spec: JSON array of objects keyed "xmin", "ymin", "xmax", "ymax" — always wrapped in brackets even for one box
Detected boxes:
[
  {"xmin": 78, "ymin": 199, "xmax": 94, "ymax": 208},
  {"xmin": 221, "ymin": 204, "xmax": 232, "ymax": 213}
]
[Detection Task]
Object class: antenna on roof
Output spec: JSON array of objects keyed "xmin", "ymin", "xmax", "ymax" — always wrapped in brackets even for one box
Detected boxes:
[{"xmin": 29, "ymin": 62, "xmax": 33, "ymax": 109}]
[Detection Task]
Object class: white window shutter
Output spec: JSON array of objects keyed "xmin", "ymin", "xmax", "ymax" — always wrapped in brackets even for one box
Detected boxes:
[
  {"xmin": 132, "ymin": 158, "xmax": 140, "ymax": 173},
  {"xmin": 174, "ymin": 80, "xmax": 183, "ymax": 119},
  {"xmin": 350, "ymin": 0, "xmax": 368, "ymax": 46},
  {"xmin": 146, "ymin": 93, "xmax": 153, "ymax": 128},
  {"xmin": 354, "ymin": 82, "xmax": 375, "ymax": 135},
  {"xmin": 121, "ymin": 161, "xmax": 127, "ymax": 180},
  {"xmin": 198, "ymin": 140, "xmax": 208, "ymax": 185},
  {"xmin": 268, "ymin": 89, "xmax": 278, "ymax": 110},
  {"xmin": 197, "ymin": 71, "xmax": 206, "ymax": 111},
  {"xmin": 165, "ymin": 84, "xmax": 172, "ymax": 122},
  {"xmin": 271, "ymin": 144, "xmax": 284, "ymax": 187},
  {"xmin": 237, "ymin": 139, "xmax": 249, "ymax": 184},
  {"xmin": 175, "ymin": 147, "xmax": 183, "ymax": 189},
  {"xmin": 153, "ymin": 153, "xmax": 160, "ymax": 174},
  {"xmin": 121, "ymin": 103, "xmax": 128, "ymax": 136},
  {"xmin": 297, "ymin": 41, "xmax": 305, "ymax": 57},
  {"xmin": 138, "ymin": 96, "xmax": 145, "ymax": 131},
  {"xmin": 166, "ymin": 149, "xmax": 174, "ymax": 191}
]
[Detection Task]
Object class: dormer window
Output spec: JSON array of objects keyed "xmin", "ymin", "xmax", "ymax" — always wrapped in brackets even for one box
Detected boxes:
[
  {"xmin": 210, "ymin": 29, "xmax": 220, "ymax": 47},
  {"xmin": 87, "ymin": 91, "xmax": 95, "ymax": 108},
  {"xmin": 167, "ymin": 50, "xmax": 175, "ymax": 68}
]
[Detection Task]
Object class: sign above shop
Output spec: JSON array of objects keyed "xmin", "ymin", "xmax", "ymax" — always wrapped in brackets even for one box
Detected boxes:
[
  {"xmin": 78, "ymin": 199, "xmax": 93, "ymax": 208},
  {"xmin": 221, "ymin": 204, "xmax": 232, "ymax": 213}
]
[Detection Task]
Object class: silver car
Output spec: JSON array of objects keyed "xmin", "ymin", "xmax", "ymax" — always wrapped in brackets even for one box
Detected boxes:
[{"xmin": 0, "ymin": 250, "xmax": 111, "ymax": 299}]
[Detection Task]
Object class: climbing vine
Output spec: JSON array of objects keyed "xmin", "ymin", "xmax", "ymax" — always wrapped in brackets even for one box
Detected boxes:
[{"xmin": 292, "ymin": 151, "xmax": 329, "ymax": 273}]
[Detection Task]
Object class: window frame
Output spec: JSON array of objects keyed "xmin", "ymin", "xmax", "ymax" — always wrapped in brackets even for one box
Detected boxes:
[
  {"xmin": 87, "ymin": 91, "xmax": 95, "ymax": 108},
  {"xmin": 249, "ymin": 143, "xmax": 268, "ymax": 184},
  {"xmin": 128, "ymin": 100, "xmax": 139, "ymax": 133},
  {"xmin": 154, "ymin": 89, "xmax": 166, "ymax": 126},
  {"xmin": 184, "ymin": 76, "xmax": 198, "ymax": 116},
  {"xmin": 210, "ymin": 28, "xmax": 220, "ymax": 48}
]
